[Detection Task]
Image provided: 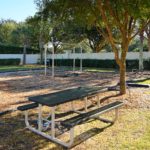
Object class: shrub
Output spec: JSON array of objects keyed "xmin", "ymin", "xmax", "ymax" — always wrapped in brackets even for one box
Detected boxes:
[
  {"xmin": 144, "ymin": 59, "xmax": 150, "ymax": 70},
  {"xmin": 47, "ymin": 59, "xmax": 150, "ymax": 70},
  {"xmin": 0, "ymin": 45, "xmax": 39, "ymax": 54},
  {"xmin": 0, "ymin": 59, "xmax": 20, "ymax": 65},
  {"xmin": 126, "ymin": 60, "xmax": 139, "ymax": 69}
]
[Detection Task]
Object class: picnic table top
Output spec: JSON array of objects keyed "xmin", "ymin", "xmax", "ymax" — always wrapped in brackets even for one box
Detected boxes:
[{"xmin": 29, "ymin": 86, "xmax": 107, "ymax": 107}]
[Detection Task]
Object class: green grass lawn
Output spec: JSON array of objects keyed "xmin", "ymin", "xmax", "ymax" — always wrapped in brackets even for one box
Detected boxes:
[
  {"xmin": 0, "ymin": 65, "xmax": 115, "ymax": 73},
  {"xmin": 138, "ymin": 79, "xmax": 150, "ymax": 85},
  {"xmin": 133, "ymin": 78, "xmax": 150, "ymax": 85},
  {"xmin": 120, "ymin": 110, "xmax": 150, "ymax": 150},
  {"xmin": 84, "ymin": 67, "xmax": 115, "ymax": 72},
  {"xmin": 0, "ymin": 65, "xmax": 45, "ymax": 72},
  {"xmin": 0, "ymin": 109, "xmax": 149, "ymax": 150}
]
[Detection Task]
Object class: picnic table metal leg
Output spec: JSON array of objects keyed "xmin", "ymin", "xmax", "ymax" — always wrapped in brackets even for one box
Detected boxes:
[
  {"xmin": 97, "ymin": 94, "xmax": 100, "ymax": 107},
  {"xmin": 94, "ymin": 108, "xmax": 119, "ymax": 124},
  {"xmin": 51, "ymin": 107, "xmax": 55, "ymax": 138},
  {"xmin": 24, "ymin": 105, "xmax": 74, "ymax": 148},
  {"xmin": 84, "ymin": 97, "xmax": 88, "ymax": 112},
  {"xmin": 25, "ymin": 110, "xmax": 29, "ymax": 127},
  {"xmin": 71, "ymin": 101, "xmax": 74, "ymax": 111},
  {"xmin": 71, "ymin": 101, "xmax": 85, "ymax": 114},
  {"xmin": 72, "ymin": 96, "xmax": 94, "ymax": 114},
  {"xmin": 38, "ymin": 104, "xmax": 43, "ymax": 131},
  {"xmin": 67, "ymin": 127, "xmax": 74, "ymax": 147}
]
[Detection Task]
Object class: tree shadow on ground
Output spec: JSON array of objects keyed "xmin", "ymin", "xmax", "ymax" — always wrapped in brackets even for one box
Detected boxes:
[
  {"xmin": 0, "ymin": 110, "xmax": 113, "ymax": 150},
  {"xmin": 0, "ymin": 70, "xmax": 113, "ymax": 94},
  {"xmin": 100, "ymin": 93, "xmax": 121, "ymax": 103}
]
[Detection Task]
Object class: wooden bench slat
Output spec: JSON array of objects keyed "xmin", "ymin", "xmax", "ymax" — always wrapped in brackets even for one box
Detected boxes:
[
  {"xmin": 17, "ymin": 103, "xmax": 38, "ymax": 111},
  {"xmin": 61, "ymin": 101, "xmax": 123, "ymax": 129}
]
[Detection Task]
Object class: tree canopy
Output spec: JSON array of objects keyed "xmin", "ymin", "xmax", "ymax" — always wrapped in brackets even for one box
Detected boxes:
[{"xmin": 38, "ymin": 0, "xmax": 150, "ymax": 94}]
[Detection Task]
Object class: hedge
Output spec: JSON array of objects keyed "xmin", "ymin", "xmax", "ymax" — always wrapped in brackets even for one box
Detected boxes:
[
  {"xmin": 47, "ymin": 59, "xmax": 150, "ymax": 70},
  {"xmin": 0, "ymin": 59, "xmax": 20, "ymax": 65},
  {"xmin": 144, "ymin": 59, "xmax": 150, "ymax": 70},
  {"xmin": 0, "ymin": 45, "xmax": 39, "ymax": 54},
  {"xmin": 47, "ymin": 59, "xmax": 118, "ymax": 68}
]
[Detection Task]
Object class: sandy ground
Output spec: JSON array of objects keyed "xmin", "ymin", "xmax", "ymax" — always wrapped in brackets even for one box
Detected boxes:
[{"xmin": 0, "ymin": 68, "xmax": 150, "ymax": 112}]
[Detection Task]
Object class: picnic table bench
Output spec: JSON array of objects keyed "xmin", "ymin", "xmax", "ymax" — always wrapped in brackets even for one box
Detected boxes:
[
  {"xmin": 18, "ymin": 102, "xmax": 38, "ymax": 111},
  {"xmin": 18, "ymin": 86, "xmax": 123, "ymax": 148}
]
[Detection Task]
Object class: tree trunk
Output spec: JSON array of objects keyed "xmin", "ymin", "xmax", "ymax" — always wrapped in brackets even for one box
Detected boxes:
[
  {"xmin": 39, "ymin": 41, "xmax": 43, "ymax": 64},
  {"xmin": 139, "ymin": 31, "xmax": 144, "ymax": 71},
  {"xmin": 54, "ymin": 45, "xmax": 57, "ymax": 53},
  {"xmin": 40, "ymin": 47, "xmax": 43, "ymax": 64},
  {"xmin": 119, "ymin": 61, "xmax": 126, "ymax": 94},
  {"xmin": 148, "ymin": 37, "xmax": 150, "ymax": 52},
  {"xmin": 116, "ymin": 43, "xmax": 128, "ymax": 95},
  {"xmin": 23, "ymin": 44, "xmax": 27, "ymax": 65}
]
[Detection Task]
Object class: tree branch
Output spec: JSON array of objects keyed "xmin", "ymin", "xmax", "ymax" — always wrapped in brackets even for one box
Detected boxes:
[
  {"xmin": 130, "ymin": 20, "xmax": 150, "ymax": 40},
  {"xmin": 105, "ymin": 0, "xmax": 124, "ymax": 34},
  {"xmin": 97, "ymin": 0, "xmax": 121, "ymax": 65}
]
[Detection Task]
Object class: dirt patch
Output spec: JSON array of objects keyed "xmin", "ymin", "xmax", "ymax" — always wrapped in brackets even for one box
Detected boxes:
[
  {"xmin": 0, "ymin": 69, "xmax": 150, "ymax": 112},
  {"xmin": 0, "ymin": 69, "xmax": 150, "ymax": 150}
]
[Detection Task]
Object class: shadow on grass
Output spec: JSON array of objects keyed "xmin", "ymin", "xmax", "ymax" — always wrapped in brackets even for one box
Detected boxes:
[
  {"xmin": 0, "ymin": 112, "xmax": 64, "ymax": 150},
  {"xmin": 100, "ymin": 93, "xmax": 121, "ymax": 103},
  {"xmin": 0, "ymin": 110, "xmax": 113, "ymax": 150},
  {"xmin": 69, "ymin": 124, "xmax": 113, "ymax": 149}
]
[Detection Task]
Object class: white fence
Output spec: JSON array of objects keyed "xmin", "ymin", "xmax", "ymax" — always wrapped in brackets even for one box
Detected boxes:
[
  {"xmin": 48, "ymin": 52, "xmax": 150, "ymax": 60},
  {"xmin": 0, "ymin": 52, "xmax": 150, "ymax": 64},
  {"xmin": 0, "ymin": 54, "xmax": 40, "ymax": 64}
]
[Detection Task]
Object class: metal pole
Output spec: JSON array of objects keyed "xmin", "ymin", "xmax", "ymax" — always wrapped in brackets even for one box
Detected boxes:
[
  {"xmin": 52, "ymin": 45, "xmax": 55, "ymax": 77},
  {"xmin": 51, "ymin": 37, "xmax": 55, "ymax": 78},
  {"xmin": 80, "ymin": 46, "xmax": 83, "ymax": 72},
  {"xmin": 44, "ymin": 45, "xmax": 47, "ymax": 76},
  {"xmin": 139, "ymin": 31, "xmax": 144, "ymax": 71},
  {"xmin": 73, "ymin": 47, "xmax": 75, "ymax": 73}
]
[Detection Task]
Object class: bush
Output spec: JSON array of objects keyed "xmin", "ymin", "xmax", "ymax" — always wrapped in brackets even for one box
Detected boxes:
[
  {"xmin": 126, "ymin": 60, "xmax": 139, "ymax": 69},
  {"xmin": 47, "ymin": 59, "xmax": 118, "ymax": 68},
  {"xmin": 47, "ymin": 59, "xmax": 150, "ymax": 70},
  {"xmin": 0, "ymin": 59, "xmax": 20, "ymax": 65},
  {"xmin": 0, "ymin": 45, "xmax": 39, "ymax": 54},
  {"xmin": 144, "ymin": 59, "xmax": 150, "ymax": 70}
]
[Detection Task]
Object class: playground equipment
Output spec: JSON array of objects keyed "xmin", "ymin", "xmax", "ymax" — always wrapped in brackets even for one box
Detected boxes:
[{"xmin": 44, "ymin": 42, "xmax": 83, "ymax": 77}]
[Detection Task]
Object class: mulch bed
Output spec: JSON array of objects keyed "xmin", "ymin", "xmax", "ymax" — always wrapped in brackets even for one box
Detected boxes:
[{"xmin": 0, "ymin": 69, "xmax": 150, "ymax": 113}]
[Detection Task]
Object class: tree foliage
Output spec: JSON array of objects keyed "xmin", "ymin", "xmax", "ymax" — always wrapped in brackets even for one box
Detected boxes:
[
  {"xmin": 34, "ymin": 0, "xmax": 108, "ymax": 52},
  {"xmin": 0, "ymin": 19, "xmax": 18, "ymax": 45},
  {"xmin": 40, "ymin": 0, "xmax": 150, "ymax": 94}
]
